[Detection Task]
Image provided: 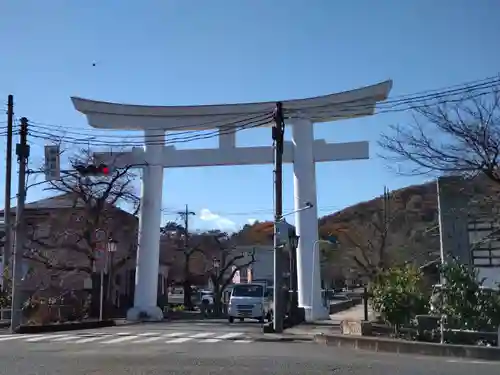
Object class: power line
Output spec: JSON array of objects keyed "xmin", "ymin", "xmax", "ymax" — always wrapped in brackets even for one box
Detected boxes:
[
  {"xmin": 27, "ymin": 113, "xmax": 274, "ymax": 147},
  {"xmin": 25, "ymin": 74, "xmax": 500, "ymax": 138},
  {"xmin": 24, "ymin": 75, "xmax": 500, "ymax": 148}
]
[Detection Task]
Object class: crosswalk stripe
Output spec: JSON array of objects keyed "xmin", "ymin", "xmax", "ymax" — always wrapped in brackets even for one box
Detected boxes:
[
  {"xmin": 200, "ymin": 338, "xmax": 221, "ymax": 343},
  {"xmin": 25, "ymin": 334, "xmax": 70, "ymax": 342},
  {"xmin": 136, "ymin": 332, "xmax": 160, "ymax": 337},
  {"xmin": 234, "ymin": 340, "xmax": 253, "ymax": 343},
  {"xmin": 101, "ymin": 335, "xmax": 139, "ymax": 344},
  {"xmin": 132, "ymin": 336, "xmax": 165, "ymax": 344},
  {"xmin": 51, "ymin": 335, "xmax": 80, "ymax": 342},
  {"xmin": 72, "ymin": 336, "xmax": 107, "ymax": 344},
  {"xmin": 0, "ymin": 335, "xmax": 27, "ymax": 342},
  {"xmin": 188, "ymin": 332, "xmax": 215, "ymax": 338},
  {"xmin": 214, "ymin": 332, "xmax": 244, "ymax": 340},
  {"xmin": 165, "ymin": 337, "xmax": 193, "ymax": 343},
  {"xmin": 162, "ymin": 332, "xmax": 188, "ymax": 337}
]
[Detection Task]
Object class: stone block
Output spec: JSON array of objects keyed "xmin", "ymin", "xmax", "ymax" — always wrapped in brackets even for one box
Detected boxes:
[{"xmin": 340, "ymin": 319, "xmax": 373, "ymax": 336}]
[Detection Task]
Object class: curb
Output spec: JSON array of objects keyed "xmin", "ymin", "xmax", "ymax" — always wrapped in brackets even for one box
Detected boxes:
[
  {"xmin": 314, "ymin": 334, "xmax": 500, "ymax": 361},
  {"xmin": 249, "ymin": 334, "xmax": 314, "ymax": 342},
  {"xmin": 15, "ymin": 320, "xmax": 116, "ymax": 334},
  {"xmin": 252, "ymin": 335, "xmax": 314, "ymax": 343}
]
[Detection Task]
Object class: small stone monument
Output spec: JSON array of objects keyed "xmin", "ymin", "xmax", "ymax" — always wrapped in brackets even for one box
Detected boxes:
[{"xmin": 340, "ymin": 320, "xmax": 373, "ymax": 336}]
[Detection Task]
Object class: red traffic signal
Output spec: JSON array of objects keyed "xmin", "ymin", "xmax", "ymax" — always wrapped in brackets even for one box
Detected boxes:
[{"xmin": 75, "ymin": 163, "xmax": 111, "ymax": 176}]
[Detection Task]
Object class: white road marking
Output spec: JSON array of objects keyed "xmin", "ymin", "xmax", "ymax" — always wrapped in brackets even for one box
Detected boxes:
[
  {"xmin": 165, "ymin": 337, "xmax": 193, "ymax": 344},
  {"xmin": 188, "ymin": 332, "xmax": 216, "ymax": 338},
  {"xmin": 200, "ymin": 338, "xmax": 221, "ymax": 343},
  {"xmin": 136, "ymin": 332, "xmax": 160, "ymax": 337},
  {"xmin": 101, "ymin": 335, "xmax": 139, "ymax": 344},
  {"xmin": 72, "ymin": 336, "xmax": 108, "ymax": 344},
  {"xmin": 162, "ymin": 332, "xmax": 188, "ymax": 338},
  {"xmin": 25, "ymin": 334, "xmax": 70, "ymax": 342},
  {"xmin": 215, "ymin": 332, "xmax": 244, "ymax": 339},
  {"xmin": 0, "ymin": 335, "xmax": 29, "ymax": 342},
  {"xmin": 132, "ymin": 336, "xmax": 165, "ymax": 344},
  {"xmin": 51, "ymin": 335, "xmax": 80, "ymax": 342},
  {"xmin": 234, "ymin": 340, "xmax": 253, "ymax": 343}
]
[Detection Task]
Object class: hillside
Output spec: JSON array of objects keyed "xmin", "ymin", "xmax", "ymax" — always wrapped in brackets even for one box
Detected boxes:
[{"xmin": 235, "ymin": 176, "xmax": 499, "ymax": 280}]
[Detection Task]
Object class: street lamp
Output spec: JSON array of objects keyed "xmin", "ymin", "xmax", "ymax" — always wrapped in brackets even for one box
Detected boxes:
[{"xmin": 310, "ymin": 236, "xmax": 338, "ymax": 318}]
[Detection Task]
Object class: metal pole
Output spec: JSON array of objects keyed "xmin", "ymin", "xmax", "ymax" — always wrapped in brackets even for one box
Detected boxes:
[
  {"xmin": 363, "ymin": 286, "xmax": 369, "ymax": 321},
  {"xmin": 290, "ymin": 239, "xmax": 299, "ymax": 317},
  {"xmin": 99, "ymin": 252, "xmax": 105, "ymax": 321},
  {"xmin": 10, "ymin": 117, "xmax": 29, "ymax": 332},
  {"xmin": 2, "ymin": 95, "xmax": 14, "ymax": 293},
  {"xmin": 272, "ymin": 102, "xmax": 285, "ymax": 333}
]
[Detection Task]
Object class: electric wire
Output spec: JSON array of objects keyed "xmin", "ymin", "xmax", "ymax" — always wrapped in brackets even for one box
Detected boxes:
[
  {"xmin": 25, "ymin": 74, "xmax": 500, "ymax": 140},
  {"xmin": 28, "ymin": 113, "xmax": 274, "ymax": 147},
  {"xmin": 26, "ymin": 74, "xmax": 500, "ymax": 139},
  {"xmin": 24, "ymin": 75, "xmax": 500, "ymax": 148}
]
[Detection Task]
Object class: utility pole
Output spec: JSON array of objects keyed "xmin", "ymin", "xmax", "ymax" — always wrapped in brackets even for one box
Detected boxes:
[
  {"xmin": 178, "ymin": 204, "xmax": 195, "ymax": 308},
  {"xmin": 178, "ymin": 204, "xmax": 196, "ymax": 246},
  {"xmin": 2, "ymin": 95, "xmax": 14, "ymax": 293},
  {"xmin": 10, "ymin": 117, "xmax": 29, "ymax": 332},
  {"xmin": 272, "ymin": 102, "xmax": 285, "ymax": 333}
]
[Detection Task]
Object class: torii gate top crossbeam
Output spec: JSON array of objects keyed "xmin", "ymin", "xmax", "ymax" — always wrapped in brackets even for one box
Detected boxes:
[{"xmin": 71, "ymin": 80, "xmax": 392, "ymax": 131}]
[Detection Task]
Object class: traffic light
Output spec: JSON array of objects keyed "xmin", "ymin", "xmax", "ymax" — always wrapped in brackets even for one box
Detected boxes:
[{"xmin": 75, "ymin": 163, "xmax": 111, "ymax": 176}]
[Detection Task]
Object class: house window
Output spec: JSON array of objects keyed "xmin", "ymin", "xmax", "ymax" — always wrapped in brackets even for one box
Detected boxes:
[{"xmin": 469, "ymin": 221, "xmax": 500, "ymax": 267}]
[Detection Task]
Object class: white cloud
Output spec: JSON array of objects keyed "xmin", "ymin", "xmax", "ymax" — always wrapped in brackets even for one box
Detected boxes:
[
  {"xmin": 199, "ymin": 208, "xmax": 237, "ymax": 231},
  {"xmin": 247, "ymin": 218, "xmax": 258, "ymax": 225}
]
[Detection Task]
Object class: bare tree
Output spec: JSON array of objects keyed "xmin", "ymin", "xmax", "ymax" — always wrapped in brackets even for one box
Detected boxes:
[
  {"xmin": 203, "ymin": 231, "xmax": 255, "ymax": 315},
  {"xmin": 327, "ymin": 188, "xmax": 434, "ymax": 280},
  {"xmin": 23, "ymin": 149, "xmax": 140, "ymax": 313},
  {"xmin": 160, "ymin": 221, "xmax": 205, "ymax": 310},
  {"xmin": 379, "ymin": 83, "xmax": 500, "ymax": 183}
]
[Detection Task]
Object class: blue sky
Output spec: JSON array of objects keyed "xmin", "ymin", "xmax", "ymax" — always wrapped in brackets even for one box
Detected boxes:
[{"xmin": 0, "ymin": 0, "xmax": 499, "ymax": 232}]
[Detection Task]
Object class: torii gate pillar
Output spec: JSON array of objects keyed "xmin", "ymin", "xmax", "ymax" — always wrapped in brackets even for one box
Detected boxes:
[
  {"xmin": 291, "ymin": 118, "xmax": 325, "ymax": 320},
  {"xmin": 127, "ymin": 130, "xmax": 165, "ymax": 321},
  {"xmin": 71, "ymin": 79, "xmax": 393, "ymax": 322}
]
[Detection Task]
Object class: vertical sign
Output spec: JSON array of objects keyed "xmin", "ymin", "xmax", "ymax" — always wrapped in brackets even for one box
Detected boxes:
[
  {"xmin": 232, "ymin": 266, "xmax": 241, "ymax": 284},
  {"xmin": 44, "ymin": 145, "xmax": 61, "ymax": 181}
]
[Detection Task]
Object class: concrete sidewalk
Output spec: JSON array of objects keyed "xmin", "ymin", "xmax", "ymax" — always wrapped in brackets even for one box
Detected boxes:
[{"xmin": 281, "ymin": 303, "xmax": 375, "ymax": 338}]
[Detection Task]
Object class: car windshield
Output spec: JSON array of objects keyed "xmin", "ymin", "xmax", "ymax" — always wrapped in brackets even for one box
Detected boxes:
[{"xmin": 232, "ymin": 285, "xmax": 264, "ymax": 297}]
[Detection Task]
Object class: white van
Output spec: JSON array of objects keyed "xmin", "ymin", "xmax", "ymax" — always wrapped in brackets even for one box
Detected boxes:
[{"xmin": 227, "ymin": 283, "xmax": 272, "ymax": 323}]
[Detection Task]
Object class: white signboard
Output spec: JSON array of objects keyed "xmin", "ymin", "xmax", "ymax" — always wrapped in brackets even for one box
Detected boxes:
[{"xmin": 44, "ymin": 145, "xmax": 61, "ymax": 181}]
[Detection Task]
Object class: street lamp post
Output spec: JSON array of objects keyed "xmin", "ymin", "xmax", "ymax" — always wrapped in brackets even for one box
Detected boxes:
[
  {"xmin": 288, "ymin": 229, "xmax": 300, "ymax": 319},
  {"xmin": 311, "ymin": 237, "xmax": 338, "ymax": 317},
  {"xmin": 99, "ymin": 238, "xmax": 118, "ymax": 321}
]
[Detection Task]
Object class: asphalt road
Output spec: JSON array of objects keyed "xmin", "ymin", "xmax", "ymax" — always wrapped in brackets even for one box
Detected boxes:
[
  {"xmin": 1, "ymin": 338, "xmax": 499, "ymax": 374},
  {"xmin": 0, "ymin": 320, "xmax": 268, "ymax": 348}
]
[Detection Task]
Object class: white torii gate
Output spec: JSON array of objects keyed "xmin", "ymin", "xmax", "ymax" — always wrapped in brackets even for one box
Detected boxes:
[{"xmin": 71, "ymin": 80, "xmax": 392, "ymax": 322}]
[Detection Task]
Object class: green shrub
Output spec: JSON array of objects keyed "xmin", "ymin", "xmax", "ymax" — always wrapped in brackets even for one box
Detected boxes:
[
  {"xmin": 370, "ymin": 265, "xmax": 429, "ymax": 332},
  {"xmin": 436, "ymin": 259, "xmax": 500, "ymax": 331},
  {"xmin": 172, "ymin": 304, "xmax": 185, "ymax": 312}
]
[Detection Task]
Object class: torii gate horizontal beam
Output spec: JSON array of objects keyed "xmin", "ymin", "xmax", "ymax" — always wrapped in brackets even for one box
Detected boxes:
[
  {"xmin": 71, "ymin": 80, "xmax": 392, "ymax": 131},
  {"xmin": 93, "ymin": 140, "xmax": 368, "ymax": 168}
]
